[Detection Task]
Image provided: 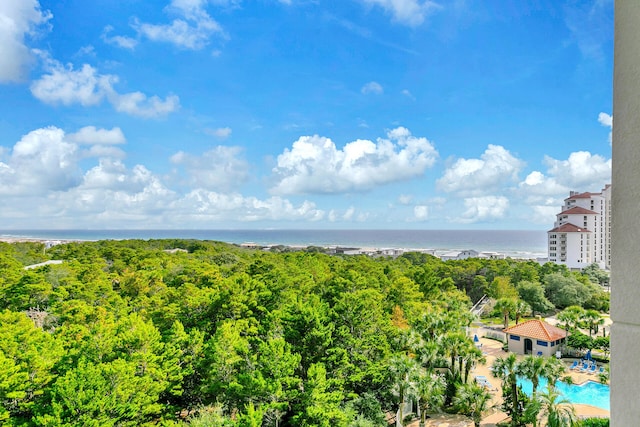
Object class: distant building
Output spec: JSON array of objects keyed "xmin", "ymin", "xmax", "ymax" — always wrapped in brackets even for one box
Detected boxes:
[
  {"xmin": 440, "ymin": 249, "xmax": 507, "ymax": 261},
  {"xmin": 504, "ymin": 319, "xmax": 567, "ymax": 357},
  {"xmin": 547, "ymin": 185, "xmax": 611, "ymax": 270}
]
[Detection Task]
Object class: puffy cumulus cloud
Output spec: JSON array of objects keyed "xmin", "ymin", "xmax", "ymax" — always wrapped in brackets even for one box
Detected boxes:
[
  {"xmin": 360, "ymin": 0, "xmax": 441, "ymax": 27},
  {"xmin": 30, "ymin": 62, "xmax": 115, "ymax": 106},
  {"xmin": 0, "ymin": 0, "xmax": 51, "ymax": 83},
  {"xmin": 0, "ymin": 126, "xmax": 326, "ymax": 228},
  {"xmin": 0, "ymin": 125, "xmax": 136, "ymax": 196},
  {"xmin": 270, "ymin": 126, "xmax": 438, "ymax": 195},
  {"xmin": 598, "ymin": 112, "xmax": 612, "ymax": 144},
  {"xmin": 543, "ymin": 151, "xmax": 611, "ymax": 189},
  {"xmin": 437, "ymin": 144, "xmax": 524, "ymax": 196},
  {"xmin": 459, "ymin": 196, "xmax": 509, "ymax": 223},
  {"xmin": 517, "ymin": 150, "xmax": 611, "ymax": 225},
  {"xmin": 361, "ymin": 81, "xmax": 383, "ymax": 95},
  {"xmin": 518, "ymin": 170, "xmax": 568, "ymax": 197},
  {"xmin": 170, "ymin": 146, "xmax": 249, "ymax": 191},
  {"xmin": 30, "ymin": 58, "xmax": 180, "ymax": 118},
  {"xmin": 598, "ymin": 112, "xmax": 612, "ymax": 128},
  {"xmin": 132, "ymin": 0, "xmax": 225, "ymax": 50},
  {"xmin": 0, "ymin": 126, "xmax": 80, "ymax": 195}
]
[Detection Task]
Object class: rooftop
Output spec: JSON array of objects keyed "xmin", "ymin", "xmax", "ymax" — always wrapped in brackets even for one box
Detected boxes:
[
  {"xmin": 558, "ymin": 206, "xmax": 599, "ymax": 215},
  {"xmin": 548, "ymin": 223, "xmax": 591, "ymax": 233},
  {"xmin": 503, "ymin": 319, "xmax": 567, "ymax": 341}
]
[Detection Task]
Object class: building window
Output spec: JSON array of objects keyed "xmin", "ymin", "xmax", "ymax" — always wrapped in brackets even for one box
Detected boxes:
[
  {"xmin": 536, "ymin": 340, "xmax": 548, "ymax": 347},
  {"xmin": 510, "ymin": 335, "xmax": 521, "ymax": 341}
]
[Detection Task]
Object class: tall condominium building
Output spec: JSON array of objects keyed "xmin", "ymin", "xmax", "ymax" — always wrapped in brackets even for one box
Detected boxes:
[{"xmin": 547, "ymin": 185, "xmax": 611, "ymax": 270}]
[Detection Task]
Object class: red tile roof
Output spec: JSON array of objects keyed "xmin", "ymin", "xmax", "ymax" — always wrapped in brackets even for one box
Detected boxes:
[
  {"xmin": 504, "ymin": 319, "xmax": 567, "ymax": 341},
  {"xmin": 558, "ymin": 207, "xmax": 598, "ymax": 215},
  {"xmin": 566, "ymin": 192, "xmax": 600, "ymax": 200},
  {"xmin": 548, "ymin": 223, "xmax": 591, "ymax": 233}
]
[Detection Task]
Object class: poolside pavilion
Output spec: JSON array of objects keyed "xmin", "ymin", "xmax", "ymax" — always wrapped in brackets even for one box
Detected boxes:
[{"xmin": 503, "ymin": 319, "xmax": 567, "ymax": 357}]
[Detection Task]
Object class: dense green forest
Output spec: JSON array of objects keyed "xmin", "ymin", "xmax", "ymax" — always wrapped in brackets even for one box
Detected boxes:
[{"xmin": 0, "ymin": 239, "xmax": 609, "ymax": 426}]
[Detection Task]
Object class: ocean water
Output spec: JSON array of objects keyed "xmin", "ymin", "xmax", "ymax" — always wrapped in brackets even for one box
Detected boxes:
[{"xmin": 0, "ymin": 229, "xmax": 548, "ymax": 259}]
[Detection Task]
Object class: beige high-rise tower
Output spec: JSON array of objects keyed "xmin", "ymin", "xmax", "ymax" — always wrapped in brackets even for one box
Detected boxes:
[{"xmin": 547, "ymin": 185, "xmax": 611, "ymax": 270}]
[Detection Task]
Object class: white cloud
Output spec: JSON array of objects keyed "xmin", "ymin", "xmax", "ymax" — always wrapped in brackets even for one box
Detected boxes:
[
  {"xmin": 398, "ymin": 194, "xmax": 413, "ymax": 205},
  {"xmin": 401, "ymin": 89, "xmax": 415, "ymax": 99},
  {"xmin": 0, "ymin": 0, "xmax": 51, "ymax": 83},
  {"xmin": 328, "ymin": 206, "xmax": 356, "ymax": 222},
  {"xmin": 598, "ymin": 112, "xmax": 612, "ymax": 144},
  {"xmin": 0, "ymin": 125, "xmax": 134, "ymax": 197},
  {"xmin": 0, "ymin": 126, "xmax": 80, "ymax": 195},
  {"xmin": 205, "ymin": 127, "xmax": 232, "ymax": 138},
  {"xmin": 67, "ymin": 126, "xmax": 126, "ymax": 145},
  {"xmin": 361, "ymin": 81, "xmax": 383, "ymax": 95},
  {"xmin": 0, "ymin": 126, "xmax": 326, "ymax": 228},
  {"xmin": 361, "ymin": 0, "xmax": 441, "ymax": 27},
  {"xmin": 270, "ymin": 126, "xmax": 438, "ymax": 195},
  {"xmin": 110, "ymin": 91, "xmax": 180, "ymax": 118},
  {"xmin": 101, "ymin": 25, "xmax": 138, "ymax": 49},
  {"xmin": 543, "ymin": 151, "xmax": 611, "ymax": 188},
  {"xmin": 30, "ymin": 62, "xmax": 115, "ymax": 106},
  {"xmin": 170, "ymin": 146, "xmax": 249, "ymax": 191},
  {"xmin": 413, "ymin": 205, "xmax": 428, "ymax": 220},
  {"xmin": 30, "ymin": 58, "xmax": 180, "ymax": 118},
  {"xmin": 518, "ymin": 170, "xmax": 568, "ymax": 197},
  {"xmin": 598, "ymin": 112, "xmax": 612, "ymax": 128},
  {"xmin": 459, "ymin": 196, "xmax": 509, "ymax": 223},
  {"xmin": 132, "ymin": 0, "xmax": 225, "ymax": 50},
  {"xmin": 176, "ymin": 190, "xmax": 324, "ymax": 222},
  {"xmin": 437, "ymin": 144, "xmax": 524, "ymax": 196},
  {"xmin": 343, "ymin": 206, "xmax": 355, "ymax": 220}
]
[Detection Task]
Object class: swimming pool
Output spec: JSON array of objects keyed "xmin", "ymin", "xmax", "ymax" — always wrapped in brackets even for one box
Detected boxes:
[{"xmin": 517, "ymin": 377, "xmax": 610, "ymax": 411}]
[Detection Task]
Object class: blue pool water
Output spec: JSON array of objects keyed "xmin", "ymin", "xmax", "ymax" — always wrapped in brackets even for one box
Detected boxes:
[{"xmin": 517, "ymin": 377, "xmax": 610, "ymax": 411}]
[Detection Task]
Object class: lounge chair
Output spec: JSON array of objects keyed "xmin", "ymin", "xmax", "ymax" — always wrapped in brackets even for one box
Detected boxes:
[
  {"xmin": 587, "ymin": 364, "xmax": 597, "ymax": 374},
  {"xmin": 580, "ymin": 363, "xmax": 589, "ymax": 372},
  {"xmin": 599, "ymin": 366, "xmax": 605, "ymax": 374},
  {"xmin": 569, "ymin": 361, "xmax": 579, "ymax": 370}
]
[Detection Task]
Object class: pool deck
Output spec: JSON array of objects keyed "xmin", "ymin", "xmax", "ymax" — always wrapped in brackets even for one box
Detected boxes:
[{"xmin": 472, "ymin": 337, "xmax": 610, "ymax": 426}]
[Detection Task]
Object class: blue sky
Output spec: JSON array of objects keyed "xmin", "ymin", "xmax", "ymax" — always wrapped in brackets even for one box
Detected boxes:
[{"xmin": 0, "ymin": 0, "xmax": 613, "ymax": 230}]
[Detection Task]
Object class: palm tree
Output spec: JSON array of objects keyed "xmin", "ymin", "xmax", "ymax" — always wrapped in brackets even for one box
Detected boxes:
[
  {"xmin": 460, "ymin": 344, "xmax": 485, "ymax": 385},
  {"xmin": 516, "ymin": 356, "xmax": 567, "ymax": 427},
  {"xmin": 517, "ymin": 355, "xmax": 546, "ymax": 394},
  {"xmin": 491, "ymin": 354, "xmax": 523, "ymax": 427},
  {"xmin": 535, "ymin": 388, "xmax": 578, "ymax": 427},
  {"xmin": 453, "ymin": 383, "xmax": 493, "ymax": 427},
  {"xmin": 540, "ymin": 357, "xmax": 567, "ymax": 389},
  {"xmin": 557, "ymin": 306, "xmax": 585, "ymax": 331},
  {"xmin": 514, "ymin": 300, "xmax": 531, "ymax": 325},
  {"xmin": 441, "ymin": 331, "xmax": 469, "ymax": 381},
  {"xmin": 389, "ymin": 354, "xmax": 419, "ymax": 427},
  {"xmin": 495, "ymin": 298, "xmax": 517, "ymax": 330},
  {"xmin": 414, "ymin": 372, "xmax": 445, "ymax": 427},
  {"xmin": 582, "ymin": 309, "xmax": 604, "ymax": 337}
]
